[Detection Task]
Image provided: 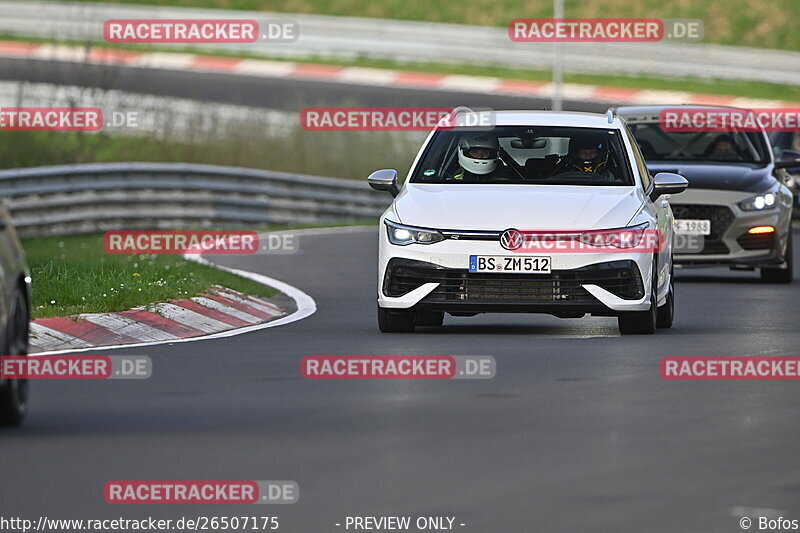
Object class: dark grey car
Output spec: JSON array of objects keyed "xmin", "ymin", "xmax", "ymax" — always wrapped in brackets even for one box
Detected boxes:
[
  {"xmin": 617, "ymin": 105, "xmax": 795, "ymax": 283},
  {"xmin": 0, "ymin": 201, "xmax": 31, "ymax": 425}
]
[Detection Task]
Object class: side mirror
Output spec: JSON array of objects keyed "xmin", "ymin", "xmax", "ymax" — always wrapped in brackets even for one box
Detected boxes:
[
  {"xmin": 650, "ymin": 172, "xmax": 688, "ymax": 201},
  {"xmin": 775, "ymin": 150, "xmax": 800, "ymax": 169},
  {"xmin": 368, "ymin": 169, "xmax": 399, "ymax": 197}
]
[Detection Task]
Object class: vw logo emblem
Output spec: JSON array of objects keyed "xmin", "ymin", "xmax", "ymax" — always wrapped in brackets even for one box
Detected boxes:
[{"xmin": 500, "ymin": 229, "xmax": 524, "ymax": 250}]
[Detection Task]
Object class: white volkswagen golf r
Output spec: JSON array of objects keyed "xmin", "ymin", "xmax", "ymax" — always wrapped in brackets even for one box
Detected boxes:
[{"xmin": 368, "ymin": 111, "xmax": 688, "ymax": 334}]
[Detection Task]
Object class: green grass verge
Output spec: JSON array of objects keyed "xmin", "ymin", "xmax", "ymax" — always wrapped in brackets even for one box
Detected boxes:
[
  {"xmin": 24, "ymin": 234, "xmax": 279, "ymax": 319},
  {"xmin": 79, "ymin": 0, "xmax": 800, "ymax": 52}
]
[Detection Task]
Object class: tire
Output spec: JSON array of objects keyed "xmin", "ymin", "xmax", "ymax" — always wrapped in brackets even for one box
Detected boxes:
[
  {"xmin": 760, "ymin": 230, "xmax": 793, "ymax": 284},
  {"xmin": 415, "ymin": 311, "xmax": 444, "ymax": 327},
  {"xmin": 618, "ymin": 264, "xmax": 657, "ymax": 335},
  {"xmin": 0, "ymin": 287, "xmax": 30, "ymax": 426},
  {"xmin": 377, "ymin": 305, "xmax": 416, "ymax": 333},
  {"xmin": 656, "ymin": 264, "xmax": 675, "ymax": 329}
]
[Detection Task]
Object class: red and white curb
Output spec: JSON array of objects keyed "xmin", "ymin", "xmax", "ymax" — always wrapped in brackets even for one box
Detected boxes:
[
  {"xmin": 30, "ymin": 286, "xmax": 285, "ymax": 354},
  {"xmin": 28, "ymin": 238, "xmax": 319, "ymax": 355},
  {"xmin": 0, "ymin": 40, "xmax": 793, "ymax": 108}
]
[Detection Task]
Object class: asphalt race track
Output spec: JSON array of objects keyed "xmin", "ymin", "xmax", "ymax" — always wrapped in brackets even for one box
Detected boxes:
[
  {"xmin": 1, "ymin": 55, "xmax": 799, "ymax": 532},
  {"xmin": 2, "ymin": 226, "xmax": 799, "ymax": 532}
]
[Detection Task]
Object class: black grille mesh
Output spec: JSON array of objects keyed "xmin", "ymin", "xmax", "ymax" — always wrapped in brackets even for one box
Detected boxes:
[
  {"xmin": 384, "ymin": 259, "xmax": 644, "ymax": 303},
  {"xmin": 671, "ymin": 204, "xmax": 735, "ymax": 255},
  {"xmin": 736, "ymin": 232, "xmax": 775, "ymax": 250}
]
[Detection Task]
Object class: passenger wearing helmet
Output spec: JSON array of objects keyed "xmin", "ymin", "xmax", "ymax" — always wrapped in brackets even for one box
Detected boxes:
[
  {"xmin": 556, "ymin": 133, "xmax": 612, "ymax": 180},
  {"xmin": 449, "ymin": 133, "xmax": 500, "ymax": 181}
]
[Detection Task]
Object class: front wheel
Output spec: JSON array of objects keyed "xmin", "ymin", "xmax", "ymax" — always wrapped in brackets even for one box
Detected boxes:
[
  {"xmin": 656, "ymin": 265, "xmax": 675, "ymax": 329},
  {"xmin": 761, "ymin": 230, "xmax": 793, "ymax": 284},
  {"xmin": 618, "ymin": 266, "xmax": 657, "ymax": 335},
  {"xmin": 377, "ymin": 305, "xmax": 416, "ymax": 333},
  {"xmin": 0, "ymin": 287, "xmax": 30, "ymax": 426}
]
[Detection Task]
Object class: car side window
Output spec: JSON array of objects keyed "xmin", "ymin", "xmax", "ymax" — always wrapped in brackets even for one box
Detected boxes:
[{"xmin": 623, "ymin": 125, "xmax": 651, "ymax": 191}]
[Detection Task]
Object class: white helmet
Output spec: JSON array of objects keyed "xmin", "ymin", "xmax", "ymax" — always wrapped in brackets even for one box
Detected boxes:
[{"xmin": 458, "ymin": 133, "xmax": 498, "ymax": 175}]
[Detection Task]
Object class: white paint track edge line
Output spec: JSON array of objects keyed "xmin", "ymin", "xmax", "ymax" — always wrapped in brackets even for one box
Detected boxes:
[
  {"xmin": 30, "ymin": 247, "xmax": 319, "ymax": 356},
  {"xmin": 186, "ymin": 253, "xmax": 317, "ymax": 323}
]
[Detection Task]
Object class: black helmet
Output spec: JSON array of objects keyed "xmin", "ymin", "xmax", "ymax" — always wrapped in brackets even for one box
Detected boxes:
[{"xmin": 568, "ymin": 133, "xmax": 609, "ymax": 174}]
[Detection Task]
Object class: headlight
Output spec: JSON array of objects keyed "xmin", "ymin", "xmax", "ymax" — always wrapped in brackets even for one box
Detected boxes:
[
  {"xmin": 579, "ymin": 222, "xmax": 651, "ymax": 249},
  {"xmin": 385, "ymin": 220, "xmax": 444, "ymax": 246},
  {"xmin": 739, "ymin": 185, "xmax": 779, "ymax": 211}
]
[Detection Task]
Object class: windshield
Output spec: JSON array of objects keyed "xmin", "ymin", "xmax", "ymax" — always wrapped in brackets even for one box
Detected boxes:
[
  {"xmin": 769, "ymin": 131, "xmax": 800, "ymax": 153},
  {"xmin": 627, "ymin": 122, "xmax": 769, "ymax": 164},
  {"xmin": 411, "ymin": 126, "xmax": 634, "ymax": 185}
]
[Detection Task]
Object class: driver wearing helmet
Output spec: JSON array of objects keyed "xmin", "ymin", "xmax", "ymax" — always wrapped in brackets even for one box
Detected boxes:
[
  {"xmin": 557, "ymin": 133, "xmax": 613, "ymax": 180},
  {"xmin": 449, "ymin": 133, "xmax": 500, "ymax": 181}
]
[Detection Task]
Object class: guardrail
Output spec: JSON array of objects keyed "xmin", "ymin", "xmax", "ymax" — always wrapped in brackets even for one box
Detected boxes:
[{"xmin": 0, "ymin": 163, "xmax": 389, "ymax": 238}]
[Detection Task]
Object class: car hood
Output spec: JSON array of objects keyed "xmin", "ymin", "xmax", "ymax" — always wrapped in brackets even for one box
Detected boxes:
[
  {"xmin": 394, "ymin": 184, "xmax": 642, "ymax": 230},
  {"xmin": 646, "ymin": 161, "xmax": 774, "ymax": 193}
]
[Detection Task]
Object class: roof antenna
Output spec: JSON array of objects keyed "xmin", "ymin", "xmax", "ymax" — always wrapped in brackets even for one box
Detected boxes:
[{"xmin": 606, "ymin": 108, "xmax": 615, "ymax": 124}]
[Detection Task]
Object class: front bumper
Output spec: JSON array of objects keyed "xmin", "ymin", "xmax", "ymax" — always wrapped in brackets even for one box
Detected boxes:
[
  {"xmin": 671, "ymin": 188, "xmax": 792, "ymax": 267},
  {"xmin": 378, "ymin": 232, "xmax": 656, "ymax": 315}
]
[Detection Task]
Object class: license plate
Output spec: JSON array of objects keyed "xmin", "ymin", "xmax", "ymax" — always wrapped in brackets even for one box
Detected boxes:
[
  {"xmin": 469, "ymin": 255, "xmax": 551, "ymax": 273},
  {"xmin": 674, "ymin": 219, "xmax": 711, "ymax": 235}
]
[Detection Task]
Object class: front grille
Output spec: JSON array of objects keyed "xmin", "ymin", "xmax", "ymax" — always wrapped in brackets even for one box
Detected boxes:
[
  {"xmin": 736, "ymin": 232, "xmax": 775, "ymax": 250},
  {"xmin": 671, "ymin": 204, "xmax": 735, "ymax": 255},
  {"xmin": 384, "ymin": 259, "xmax": 644, "ymax": 303}
]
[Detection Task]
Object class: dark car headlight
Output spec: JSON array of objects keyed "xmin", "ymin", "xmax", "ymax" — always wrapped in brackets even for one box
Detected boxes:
[
  {"xmin": 385, "ymin": 220, "xmax": 445, "ymax": 246},
  {"xmin": 738, "ymin": 184, "xmax": 780, "ymax": 211}
]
